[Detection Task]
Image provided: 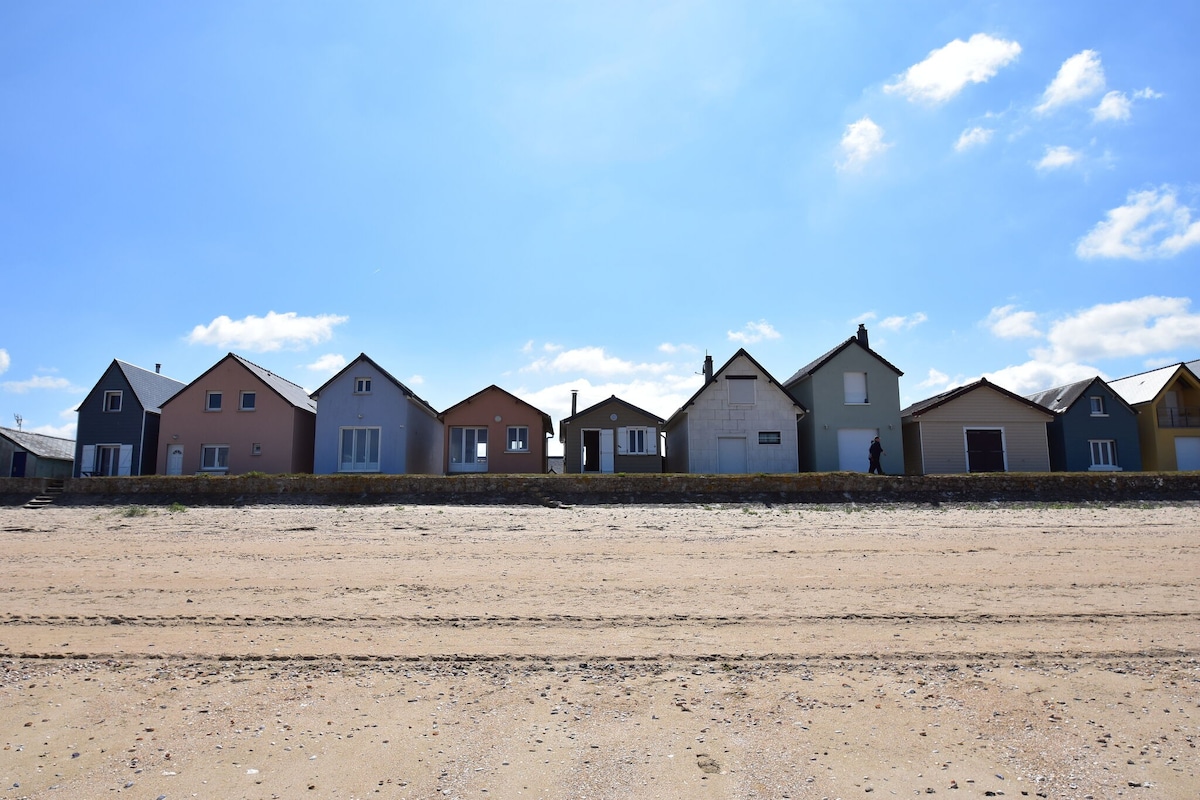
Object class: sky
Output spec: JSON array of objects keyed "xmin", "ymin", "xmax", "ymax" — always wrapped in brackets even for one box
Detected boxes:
[{"xmin": 3, "ymin": 1, "xmax": 1199, "ymax": 456}]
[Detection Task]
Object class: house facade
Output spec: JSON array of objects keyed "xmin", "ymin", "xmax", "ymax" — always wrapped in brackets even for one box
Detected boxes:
[
  {"xmin": 664, "ymin": 349, "xmax": 806, "ymax": 474},
  {"xmin": 156, "ymin": 353, "xmax": 317, "ymax": 475},
  {"xmin": 310, "ymin": 354, "xmax": 443, "ymax": 474},
  {"xmin": 0, "ymin": 427, "xmax": 74, "ymax": 478},
  {"xmin": 74, "ymin": 360, "xmax": 186, "ymax": 477},
  {"xmin": 901, "ymin": 378, "xmax": 1053, "ymax": 474},
  {"xmin": 440, "ymin": 385, "xmax": 554, "ymax": 474},
  {"xmin": 559, "ymin": 394, "xmax": 664, "ymax": 474},
  {"xmin": 1109, "ymin": 363, "xmax": 1200, "ymax": 471},
  {"xmin": 1026, "ymin": 376, "xmax": 1142, "ymax": 472},
  {"xmin": 783, "ymin": 325, "xmax": 903, "ymax": 474}
]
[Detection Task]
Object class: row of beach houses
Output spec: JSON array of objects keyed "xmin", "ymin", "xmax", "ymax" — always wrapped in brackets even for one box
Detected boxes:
[{"xmin": 4, "ymin": 326, "xmax": 1199, "ymax": 480}]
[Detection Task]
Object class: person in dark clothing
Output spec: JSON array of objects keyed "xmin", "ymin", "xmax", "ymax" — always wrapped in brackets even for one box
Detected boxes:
[{"xmin": 868, "ymin": 436, "xmax": 885, "ymax": 474}]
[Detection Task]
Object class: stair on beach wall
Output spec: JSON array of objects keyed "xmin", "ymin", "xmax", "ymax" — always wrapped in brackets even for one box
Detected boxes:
[{"xmin": 24, "ymin": 479, "xmax": 65, "ymax": 509}]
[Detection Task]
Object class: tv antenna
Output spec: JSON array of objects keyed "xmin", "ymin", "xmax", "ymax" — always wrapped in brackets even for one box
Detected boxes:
[{"xmin": 13, "ymin": 413, "xmax": 23, "ymax": 431}]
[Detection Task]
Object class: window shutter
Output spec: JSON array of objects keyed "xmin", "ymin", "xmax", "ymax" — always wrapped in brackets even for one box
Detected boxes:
[
  {"xmin": 80, "ymin": 445, "xmax": 95, "ymax": 476},
  {"xmin": 118, "ymin": 445, "xmax": 134, "ymax": 476},
  {"xmin": 616, "ymin": 427, "xmax": 628, "ymax": 455},
  {"xmin": 646, "ymin": 429, "xmax": 657, "ymax": 456}
]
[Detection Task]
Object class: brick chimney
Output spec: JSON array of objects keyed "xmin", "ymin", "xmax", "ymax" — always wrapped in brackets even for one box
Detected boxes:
[{"xmin": 856, "ymin": 324, "xmax": 868, "ymax": 348}]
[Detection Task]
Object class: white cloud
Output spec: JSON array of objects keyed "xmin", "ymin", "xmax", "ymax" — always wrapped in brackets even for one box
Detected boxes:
[
  {"xmin": 1, "ymin": 374, "xmax": 79, "ymax": 394},
  {"xmin": 954, "ymin": 126, "xmax": 994, "ymax": 152},
  {"xmin": 1035, "ymin": 50, "xmax": 1106, "ymax": 114},
  {"xmin": 658, "ymin": 342, "xmax": 698, "ymax": 355},
  {"xmin": 727, "ymin": 320, "xmax": 782, "ymax": 345},
  {"xmin": 1035, "ymin": 145, "xmax": 1083, "ymax": 171},
  {"xmin": 879, "ymin": 312, "xmax": 927, "ymax": 331},
  {"xmin": 521, "ymin": 345, "xmax": 673, "ymax": 377},
  {"xmin": 29, "ymin": 421, "xmax": 77, "ymax": 439},
  {"xmin": 986, "ymin": 305, "xmax": 1041, "ymax": 338},
  {"xmin": 187, "ymin": 311, "xmax": 348, "ymax": 352},
  {"xmin": 0, "ymin": 348, "xmax": 9, "ymax": 375},
  {"xmin": 916, "ymin": 368, "xmax": 951, "ymax": 390},
  {"xmin": 1092, "ymin": 90, "xmax": 1131, "ymax": 122},
  {"xmin": 1039, "ymin": 296, "xmax": 1200, "ymax": 363},
  {"xmin": 407, "ymin": 374, "xmax": 425, "ymax": 386},
  {"xmin": 885, "ymin": 34, "xmax": 1021, "ymax": 104},
  {"xmin": 1133, "ymin": 87, "xmax": 1162, "ymax": 100},
  {"xmin": 983, "ymin": 360, "xmax": 1102, "ymax": 396},
  {"xmin": 305, "ymin": 353, "xmax": 347, "ymax": 374},
  {"xmin": 837, "ymin": 117, "xmax": 890, "ymax": 172},
  {"xmin": 1076, "ymin": 186, "xmax": 1200, "ymax": 260}
]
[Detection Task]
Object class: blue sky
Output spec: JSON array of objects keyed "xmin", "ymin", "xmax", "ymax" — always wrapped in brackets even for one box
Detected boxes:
[{"xmin": 3, "ymin": 1, "xmax": 1199, "ymax": 455}]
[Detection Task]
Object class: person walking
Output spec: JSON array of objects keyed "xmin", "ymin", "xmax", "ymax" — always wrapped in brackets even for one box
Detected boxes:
[{"xmin": 868, "ymin": 436, "xmax": 885, "ymax": 474}]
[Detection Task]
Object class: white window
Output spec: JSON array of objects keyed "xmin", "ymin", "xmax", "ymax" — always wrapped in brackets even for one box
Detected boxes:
[
  {"xmin": 727, "ymin": 376, "xmax": 756, "ymax": 405},
  {"xmin": 450, "ymin": 427, "xmax": 488, "ymax": 467},
  {"xmin": 507, "ymin": 426, "xmax": 530, "ymax": 452},
  {"xmin": 355, "ymin": 377, "xmax": 372, "ymax": 394},
  {"xmin": 1089, "ymin": 440, "xmax": 1119, "ymax": 470},
  {"xmin": 844, "ymin": 372, "xmax": 868, "ymax": 404},
  {"xmin": 201, "ymin": 445, "xmax": 229, "ymax": 471},
  {"xmin": 758, "ymin": 431, "xmax": 782, "ymax": 445},
  {"xmin": 240, "ymin": 391, "xmax": 256, "ymax": 411},
  {"xmin": 206, "ymin": 391, "xmax": 222, "ymax": 411},
  {"xmin": 104, "ymin": 391, "xmax": 122, "ymax": 412},
  {"xmin": 251, "ymin": 443, "xmax": 262, "ymax": 456},
  {"xmin": 617, "ymin": 427, "xmax": 657, "ymax": 456},
  {"xmin": 1089, "ymin": 396, "xmax": 1107, "ymax": 416},
  {"xmin": 96, "ymin": 444, "xmax": 121, "ymax": 476},
  {"xmin": 339, "ymin": 427, "xmax": 381, "ymax": 472}
]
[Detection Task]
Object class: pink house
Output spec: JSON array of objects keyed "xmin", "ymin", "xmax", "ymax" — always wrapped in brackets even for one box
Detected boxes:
[
  {"xmin": 440, "ymin": 385, "xmax": 553, "ymax": 474},
  {"xmin": 156, "ymin": 353, "xmax": 317, "ymax": 475}
]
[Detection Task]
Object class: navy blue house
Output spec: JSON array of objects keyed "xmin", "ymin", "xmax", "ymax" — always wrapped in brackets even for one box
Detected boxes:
[
  {"xmin": 1026, "ymin": 376, "xmax": 1142, "ymax": 472},
  {"xmin": 74, "ymin": 360, "xmax": 187, "ymax": 477}
]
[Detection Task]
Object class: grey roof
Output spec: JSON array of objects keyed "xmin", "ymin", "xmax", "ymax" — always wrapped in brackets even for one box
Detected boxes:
[
  {"xmin": 783, "ymin": 335, "xmax": 904, "ymax": 387},
  {"xmin": 901, "ymin": 377, "xmax": 1054, "ymax": 419},
  {"xmin": 1026, "ymin": 376, "xmax": 1138, "ymax": 416},
  {"xmin": 309, "ymin": 353, "xmax": 439, "ymax": 419},
  {"xmin": 114, "ymin": 360, "xmax": 187, "ymax": 412},
  {"xmin": 440, "ymin": 385, "xmax": 554, "ymax": 437},
  {"xmin": 232, "ymin": 354, "xmax": 317, "ymax": 413},
  {"xmin": 1108, "ymin": 362, "xmax": 1200, "ymax": 406},
  {"xmin": 0, "ymin": 426, "xmax": 75, "ymax": 461}
]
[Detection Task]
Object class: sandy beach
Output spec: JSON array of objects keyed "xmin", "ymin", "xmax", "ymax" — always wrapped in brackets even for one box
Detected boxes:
[{"xmin": 1, "ymin": 501, "xmax": 1197, "ymax": 799}]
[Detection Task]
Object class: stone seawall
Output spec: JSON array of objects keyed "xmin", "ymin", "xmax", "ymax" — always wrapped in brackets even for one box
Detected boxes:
[{"xmin": 2, "ymin": 472, "xmax": 1197, "ymax": 507}]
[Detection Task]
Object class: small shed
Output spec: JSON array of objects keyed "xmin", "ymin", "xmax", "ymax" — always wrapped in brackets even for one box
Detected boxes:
[{"xmin": 0, "ymin": 426, "xmax": 75, "ymax": 478}]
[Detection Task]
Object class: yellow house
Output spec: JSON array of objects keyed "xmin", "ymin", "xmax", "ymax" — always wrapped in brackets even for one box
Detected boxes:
[{"xmin": 1109, "ymin": 363, "xmax": 1200, "ymax": 471}]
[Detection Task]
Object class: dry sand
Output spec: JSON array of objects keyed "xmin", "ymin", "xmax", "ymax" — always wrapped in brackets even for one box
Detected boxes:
[{"xmin": 0, "ymin": 501, "xmax": 1197, "ymax": 799}]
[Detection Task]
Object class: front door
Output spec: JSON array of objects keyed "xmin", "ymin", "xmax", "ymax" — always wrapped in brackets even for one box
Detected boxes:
[
  {"xmin": 965, "ymin": 429, "xmax": 1006, "ymax": 472},
  {"xmin": 10, "ymin": 451, "xmax": 27, "ymax": 477},
  {"xmin": 599, "ymin": 429, "xmax": 614, "ymax": 473},
  {"xmin": 717, "ymin": 436, "xmax": 748, "ymax": 474},
  {"xmin": 166, "ymin": 445, "xmax": 184, "ymax": 476}
]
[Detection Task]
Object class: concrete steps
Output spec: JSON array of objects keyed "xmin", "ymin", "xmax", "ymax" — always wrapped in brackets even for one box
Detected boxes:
[{"xmin": 23, "ymin": 479, "xmax": 65, "ymax": 509}]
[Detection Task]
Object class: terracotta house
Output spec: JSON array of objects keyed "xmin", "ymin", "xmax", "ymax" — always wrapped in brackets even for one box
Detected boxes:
[
  {"xmin": 440, "ymin": 385, "xmax": 554, "ymax": 474},
  {"xmin": 664, "ymin": 349, "xmax": 806, "ymax": 474},
  {"xmin": 309, "ymin": 353, "xmax": 443, "ymax": 474},
  {"xmin": 156, "ymin": 353, "xmax": 317, "ymax": 475},
  {"xmin": 1109, "ymin": 362, "xmax": 1200, "ymax": 471},
  {"xmin": 559, "ymin": 393, "xmax": 665, "ymax": 474},
  {"xmin": 901, "ymin": 378, "xmax": 1053, "ymax": 474}
]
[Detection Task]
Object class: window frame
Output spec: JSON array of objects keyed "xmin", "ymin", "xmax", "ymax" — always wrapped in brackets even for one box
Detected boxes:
[
  {"xmin": 205, "ymin": 391, "xmax": 223, "ymax": 412},
  {"xmin": 506, "ymin": 425, "xmax": 530, "ymax": 453},
  {"xmin": 200, "ymin": 444, "xmax": 229, "ymax": 471},
  {"xmin": 758, "ymin": 431, "xmax": 782, "ymax": 445},
  {"xmin": 1089, "ymin": 439, "xmax": 1119, "ymax": 470},
  {"xmin": 103, "ymin": 390, "xmax": 122, "ymax": 413},
  {"xmin": 354, "ymin": 377, "xmax": 372, "ymax": 394},
  {"xmin": 239, "ymin": 391, "xmax": 256, "ymax": 412},
  {"xmin": 626, "ymin": 427, "xmax": 648, "ymax": 455},
  {"xmin": 449, "ymin": 427, "xmax": 489, "ymax": 467},
  {"xmin": 1089, "ymin": 396, "xmax": 1107, "ymax": 416},
  {"xmin": 844, "ymin": 371, "xmax": 869, "ymax": 405},
  {"xmin": 338, "ymin": 426, "xmax": 382, "ymax": 472},
  {"xmin": 726, "ymin": 375, "xmax": 757, "ymax": 405}
]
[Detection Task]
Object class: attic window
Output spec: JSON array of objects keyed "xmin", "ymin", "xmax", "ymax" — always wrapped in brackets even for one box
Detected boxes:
[
  {"xmin": 104, "ymin": 391, "xmax": 122, "ymax": 412},
  {"xmin": 206, "ymin": 391, "xmax": 223, "ymax": 412},
  {"xmin": 727, "ymin": 375, "xmax": 756, "ymax": 405},
  {"xmin": 240, "ymin": 391, "xmax": 256, "ymax": 411},
  {"xmin": 844, "ymin": 372, "xmax": 868, "ymax": 404},
  {"xmin": 355, "ymin": 377, "xmax": 372, "ymax": 394},
  {"xmin": 1089, "ymin": 396, "xmax": 1107, "ymax": 416}
]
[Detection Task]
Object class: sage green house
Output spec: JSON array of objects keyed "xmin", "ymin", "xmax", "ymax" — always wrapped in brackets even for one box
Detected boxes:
[{"xmin": 783, "ymin": 325, "xmax": 904, "ymax": 474}]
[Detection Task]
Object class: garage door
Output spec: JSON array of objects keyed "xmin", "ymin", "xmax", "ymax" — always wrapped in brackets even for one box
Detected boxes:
[
  {"xmin": 1176, "ymin": 437, "xmax": 1200, "ymax": 471},
  {"xmin": 837, "ymin": 428, "xmax": 878, "ymax": 472}
]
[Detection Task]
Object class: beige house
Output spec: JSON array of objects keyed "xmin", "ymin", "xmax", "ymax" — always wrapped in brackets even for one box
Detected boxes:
[{"xmin": 901, "ymin": 378, "xmax": 1053, "ymax": 475}]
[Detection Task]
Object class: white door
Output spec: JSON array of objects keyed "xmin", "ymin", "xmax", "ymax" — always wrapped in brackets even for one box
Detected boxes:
[
  {"xmin": 837, "ymin": 428, "xmax": 878, "ymax": 472},
  {"xmin": 1176, "ymin": 437, "xmax": 1200, "ymax": 471},
  {"xmin": 599, "ymin": 429, "xmax": 614, "ymax": 473},
  {"xmin": 717, "ymin": 436, "xmax": 748, "ymax": 474},
  {"xmin": 166, "ymin": 445, "xmax": 184, "ymax": 475}
]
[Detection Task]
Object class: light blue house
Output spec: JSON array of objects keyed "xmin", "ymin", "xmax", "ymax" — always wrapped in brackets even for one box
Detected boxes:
[{"xmin": 309, "ymin": 354, "xmax": 443, "ymax": 475}]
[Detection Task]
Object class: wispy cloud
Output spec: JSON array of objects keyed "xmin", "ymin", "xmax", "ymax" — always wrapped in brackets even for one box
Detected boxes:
[
  {"xmin": 885, "ymin": 34, "xmax": 1021, "ymax": 104},
  {"xmin": 1092, "ymin": 87, "xmax": 1161, "ymax": 122},
  {"xmin": 1035, "ymin": 50, "xmax": 1106, "ymax": 114},
  {"xmin": 305, "ymin": 353, "xmax": 347, "ymax": 374},
  {"xmin": 954, "ymin": 126, "xmax": 994, "ymax": 152},
  {"xmin": 837, "ymin": 117, "xmax": 890, "ymax": 172},
  {"xmin": 0, "ymin": 348, "xmax": 9, "ymax": 376},
  {"xmin": 985, "ymin": 305, "xmax": 1041, "ymax": 338},
  {"xmin": 1035, "ymin": 145, "xmax": 1083, "ymax": 171},
  {"xmin": 187, "ymin": 311, "xmax": 349, "ymax": 352},
  {"xmin": 1076, "ymin": 186, "xmax": 1200, "ymax": 259},
  {"xmin": 1, "ymin": 374, "xmax": 80, "ymax": 394},
  {"xmin": 521, "ymin": 345, "xmax": 673, "ymax": 377},
  {"xmin": 727, "ymin": 320, "xmax": 781, "ymax": 345},
  {"xmin": 658, "ymin": 342, "xmax": 698, "ymax": 355},
  {"xmin": 879, "ymin": 312, "xmax": 927, "ymax": 331}
]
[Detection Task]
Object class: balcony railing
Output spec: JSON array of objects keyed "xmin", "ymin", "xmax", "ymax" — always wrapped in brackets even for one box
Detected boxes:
[{"xmin": 1157, "ymin": 406, "xmax": 1200, "ymax": 428}]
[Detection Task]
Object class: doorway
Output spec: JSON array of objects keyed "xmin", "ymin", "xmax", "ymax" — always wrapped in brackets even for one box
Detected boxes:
[{"xmin": 965, "ymin": 428, "xmax": 1006, "ymax": 472}]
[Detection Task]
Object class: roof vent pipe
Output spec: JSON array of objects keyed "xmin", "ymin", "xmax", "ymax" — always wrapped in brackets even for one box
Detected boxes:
[
  {"xmin": 857, "ymin": 324, "xmax": 868, "ymax": 348},
  {"xmin": 571, "ymin": 389, "xmax": 578, "ymax": 416},
  {"xmin": 155, "ymin": 363, "xmax": 161, "ymax": 374}
]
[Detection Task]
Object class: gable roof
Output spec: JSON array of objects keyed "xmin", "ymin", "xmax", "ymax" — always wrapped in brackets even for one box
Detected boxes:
[
  {"xmin": 901, "ymin": 377, "xmax": 1054, "ymax": 420},
  {"xmin": 783, "ymin": 335, "xmax": 903, "ymax": 387},
  {"xmin": 1025, "ymin": 376, "xmax": 1137, "ymax": 416},
  {"xmin": 161, "ymin": 353, "xmax": 317, "ymax": 414},
  {"xmin": 559, "ymin": 395, "xmax": 665, "ymax": 442},
  {"xmin": 76, "ymin": 360, "xmax": 187, "ymax": 414},
  {"xmin": 1109, "ymin": 362, "xmax": 1200, "ymax": 406},
  {"xmin": 0, "ymin": 426, "xmax": 75, "ymax": 461},
  {"xmin": 440, "ymin": 384, "xmax": 554, "ymax": 436},
  {"xmin": 309, "ymin": 353, "xmax": 439, "ymax": 419},
  {"xmin": 665, "ymin": 348, "xmax": 807, "ymax": 429}
]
